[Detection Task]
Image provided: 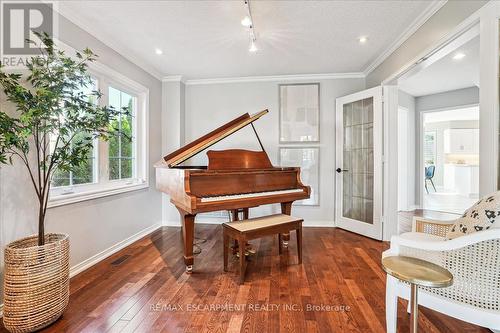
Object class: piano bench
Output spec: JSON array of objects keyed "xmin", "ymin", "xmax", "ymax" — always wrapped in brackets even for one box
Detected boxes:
[{"xmin": 222, "ymin": 214, "xmax": 303, "ymax": 284}]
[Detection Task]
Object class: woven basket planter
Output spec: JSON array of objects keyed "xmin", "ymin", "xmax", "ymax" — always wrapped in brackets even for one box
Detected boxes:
[{"xmin": 3, "ymin": 233, "xmax": 69, "ymax": 333}]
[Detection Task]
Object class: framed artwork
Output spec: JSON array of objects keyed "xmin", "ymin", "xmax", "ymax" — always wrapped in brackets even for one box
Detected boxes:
[
  {"xmin": 279, "ymin": 83, "xmax": 320, "ymax": 143},
  {"xmin": 279, "ymin": 147, "xmax": 319, "ymax": 206}
]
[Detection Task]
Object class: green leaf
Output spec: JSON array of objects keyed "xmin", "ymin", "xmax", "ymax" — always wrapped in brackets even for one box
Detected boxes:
[{"xmin": 0, "ymin": 34, "xmax": 122, "ymax": 239}]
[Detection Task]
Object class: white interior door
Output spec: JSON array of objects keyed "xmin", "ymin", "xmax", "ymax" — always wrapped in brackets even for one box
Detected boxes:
[{"xmin": 335, "ymin": 86, "xmax": 383, "ymax": 240}]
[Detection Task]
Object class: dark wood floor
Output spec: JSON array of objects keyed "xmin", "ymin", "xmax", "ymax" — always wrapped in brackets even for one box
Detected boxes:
[{"xmin": 1, "ymin": 225, "xmax": 490, "ymax": 333}]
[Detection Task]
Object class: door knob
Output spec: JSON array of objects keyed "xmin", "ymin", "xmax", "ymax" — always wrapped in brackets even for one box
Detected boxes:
[{"xmin": 336, "ymin": 168, "xmax": 348, "ymax": 173}]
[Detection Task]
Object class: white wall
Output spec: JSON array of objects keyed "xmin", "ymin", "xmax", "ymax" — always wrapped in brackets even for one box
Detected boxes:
[
  {"xmin": 161, "ymin": 77, "xmax": 365, "ymax": 226},
  {"xmin": 397, "ymin": 90, "xmax": 416, "ymax": 210},
  {"xmin": 415, "ymin": 86, "xmax": 479, "ymax": 112},
  {"xmin": 366, "ymin": 1, "xmax": 487, "ymax": 87},
  {"xmin": 0, "ymin": 14, "xmax": 162, "ymax": 305},
  {"xmin": 161, "ymin": 80, "xmax": 187, "ymax": 223}
]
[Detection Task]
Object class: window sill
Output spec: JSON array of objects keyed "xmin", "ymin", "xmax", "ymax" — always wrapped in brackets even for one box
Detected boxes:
[{"xmin": 48, "ymin": 181, "xmax": 149, "ymax": 208}]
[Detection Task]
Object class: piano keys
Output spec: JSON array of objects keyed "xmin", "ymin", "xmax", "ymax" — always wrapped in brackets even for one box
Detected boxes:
[
  {"xmin": 200, "ymin": 189, "xmax": 305, "ymax": 203},
  {"xmin": 155, "ymin": 109, "xmax": 310, "ymax": 273}
]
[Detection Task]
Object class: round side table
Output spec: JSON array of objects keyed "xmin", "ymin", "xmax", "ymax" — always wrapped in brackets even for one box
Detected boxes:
[{"xmin": 382, "ymin": 256, "xmax": 453, "ymax": 333}]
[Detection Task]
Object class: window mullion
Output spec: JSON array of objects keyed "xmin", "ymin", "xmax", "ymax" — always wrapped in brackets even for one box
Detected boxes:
[
  {"xmin": 133, "ymin": 96, "xmax": 138, "ymax": 179},
  {"xmin": 118, "ymin": 92, "xmax": 123, "ymax": 179},
  {"xmin": 99, "ymin": 78, "xmax": 110, "ymax": 184}
]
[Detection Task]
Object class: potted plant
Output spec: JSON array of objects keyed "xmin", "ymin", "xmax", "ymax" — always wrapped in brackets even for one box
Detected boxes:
[{"xmin": 0, "ymin": 33, "xmax": 120, "ymax": 332}]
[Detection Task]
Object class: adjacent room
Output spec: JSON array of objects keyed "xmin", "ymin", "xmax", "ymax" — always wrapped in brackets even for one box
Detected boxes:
[
  {"xmin": 0, "ymin": 1, "xmax": 499, "ymax": 333},
  {"xmin": 397, "ymin": 26, "xmax": 481, "ymax": 227},
  {"xmin": 421, "ymin": 106, "xmax": 479, "ymax": 213}
]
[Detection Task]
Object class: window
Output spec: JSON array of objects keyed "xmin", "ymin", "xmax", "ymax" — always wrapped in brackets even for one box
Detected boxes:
[
  {"xmin": 423, "ymin": 131, "xmax": 436, "ymax": 166},
  {"xmin": 51, "ymin": 134, "xmax": 97, "ymax": 187},
  {"xmin": 48, "ymin": 58, "xmax": 149, "ymax": 207},
  {"xmin": 51, "ymin": 79, "xmax": 98, "ymax": 188},
  {"xmin": 108, "ymin": 87, "xmax": 135, "ymax": 180}
]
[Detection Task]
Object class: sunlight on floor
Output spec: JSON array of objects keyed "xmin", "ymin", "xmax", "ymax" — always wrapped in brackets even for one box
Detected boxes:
[{"xmin": 423, "ymin": 190, "xmax": 478, "ymax": 214}]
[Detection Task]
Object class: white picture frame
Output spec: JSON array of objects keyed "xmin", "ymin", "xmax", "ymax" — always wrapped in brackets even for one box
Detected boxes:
[
  {"xmin": 279, "ymin": 147, "xmax": 320, "ymax": 206},
  {"xmin": 279, "ymin": 83, "xmax": 320, "ymax": 143}
]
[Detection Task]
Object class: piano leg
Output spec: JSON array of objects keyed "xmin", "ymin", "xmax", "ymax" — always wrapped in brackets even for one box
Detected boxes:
[
  {"xmin": 281, "ymin": 202, "xmax": 292, "ymax": 248},
  {"xmin": 178, "ymin": 208, "xmax": 196, "ymax": 273}
]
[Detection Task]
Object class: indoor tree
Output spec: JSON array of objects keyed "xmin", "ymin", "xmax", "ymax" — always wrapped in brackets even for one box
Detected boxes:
[{"xmin": 0, "ymin": 32, "xmax": 122, "ymax": 245}]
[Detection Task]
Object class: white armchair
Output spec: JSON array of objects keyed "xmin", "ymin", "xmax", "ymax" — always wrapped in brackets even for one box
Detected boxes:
[{"xmin": 383, "ymin": 217, "xmax": 500, "ymax": 332}]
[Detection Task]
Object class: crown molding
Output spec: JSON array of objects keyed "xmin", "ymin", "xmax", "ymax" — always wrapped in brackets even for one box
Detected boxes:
[
  {"xmin": 55, "ymin": 0, "xmax": 446, "ymax": 84},
  {"xmin": 162, "ymin": 75, "xmax": 185, "ymax": 83},
  {"xmin": 363, "ymin": 0, "xmax": 448, "ymax": 76},
  {"xmin": 184, "ymin": 72, "xmax": 365, "ymax": 85},
  {"xmin": 54, "ymin": 8, "xmax": 163, "ymax": 81}
]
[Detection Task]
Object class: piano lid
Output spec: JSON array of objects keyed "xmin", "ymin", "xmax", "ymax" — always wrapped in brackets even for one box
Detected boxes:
[{"xmin": 164, "ymin": 109, "xmax": 269, "ymax": 167}]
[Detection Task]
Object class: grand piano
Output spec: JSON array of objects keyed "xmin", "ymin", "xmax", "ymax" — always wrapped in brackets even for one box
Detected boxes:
[{"xmin": 155, "ymin": 109, "xmax": 310, "ymax": 272}]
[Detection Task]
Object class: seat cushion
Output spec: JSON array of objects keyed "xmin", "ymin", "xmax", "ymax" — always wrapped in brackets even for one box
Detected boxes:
[
  {"xmin": 223, "ymin": 214, "xmax": 302, "ymax": 232},
  {"xmin": 446, "ymin": 191, "xmax": 500, "ymax": 239}
]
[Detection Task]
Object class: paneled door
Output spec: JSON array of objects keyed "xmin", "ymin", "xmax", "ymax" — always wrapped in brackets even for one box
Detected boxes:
[{"xmin": 335, "ymin": 87, "xmax": 383, "ymax": 240}]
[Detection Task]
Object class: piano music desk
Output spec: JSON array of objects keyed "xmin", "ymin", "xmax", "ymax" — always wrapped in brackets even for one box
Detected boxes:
[{"xmin": 222, "ymin": 214, "xmax": 303, "ymax": 284}]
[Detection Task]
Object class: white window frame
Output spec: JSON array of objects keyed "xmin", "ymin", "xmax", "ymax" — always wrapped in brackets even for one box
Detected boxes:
[
  {"xmin": 423, "ymin": 130, "xmax": 437, "ymax": 166},
  {"xmin": 50, "ymin": 76, "xmax": 100, "ymax": 191},
  {"xmin": 48, "ymin": 43, "xmax": 149, "ymax": 208},
  {"xmin": 107, "ymin": 83, "xmax": 138, "ymax": 181}
]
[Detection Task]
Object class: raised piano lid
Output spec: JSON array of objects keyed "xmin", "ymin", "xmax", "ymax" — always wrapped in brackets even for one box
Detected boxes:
[{"xmin": 163, "ymin": 109, "xmax": 269, "ymax": 167}]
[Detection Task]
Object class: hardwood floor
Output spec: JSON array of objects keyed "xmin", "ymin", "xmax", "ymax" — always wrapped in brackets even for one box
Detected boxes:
[{"xmin": 0, "ymin": 225, "xmax": 490, "ymax": 333}]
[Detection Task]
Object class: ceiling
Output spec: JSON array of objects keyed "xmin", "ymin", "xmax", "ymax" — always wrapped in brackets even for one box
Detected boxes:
[
  {"xmin": 424, "ymin": 106, "xmax": 479, "ymax": 123},
  {"xmin": 57, "ymin": 1, "xmax": 438, "ymax": 80},
  {"xmin": 399, "ymin": 36, "xmax": 479, "ymax": 97}
]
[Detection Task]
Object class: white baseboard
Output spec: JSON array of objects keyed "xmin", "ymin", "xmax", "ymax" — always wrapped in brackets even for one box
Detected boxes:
[
  {"xmin": 163, "ymin": 220, "xmax": 181, "ymax": 227},
  {"xmin": 162, "ymin": 219, "xmax": 335, "ymax": 228},
  {"xmin": 69, "ymin": 222, "xmax": 162, "ymax": 278},
  {"xmin": 303, "ymin": 220, "xmax": 335, "ymax": 227},
  {"xmin": 0, "ymin": 222, "xmax": 162, "ymax": 318}
]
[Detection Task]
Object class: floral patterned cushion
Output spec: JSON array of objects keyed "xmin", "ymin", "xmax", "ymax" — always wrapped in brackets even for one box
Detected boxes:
[{"xmin": 446, "ymin": 191, "xmax": 500, "ymax": 239}]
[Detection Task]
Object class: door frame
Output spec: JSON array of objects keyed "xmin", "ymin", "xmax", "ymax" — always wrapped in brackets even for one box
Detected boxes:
[
  {"xmin": 379, "ymin": 2, "xmax": 500, "ymax": 238},
  {"xmin": 335, "ymin": 86, "xmax": 384, "ymax": 240},
  {"xmin": 383, "ymin": 1, "xmax": 500, "ymax": 198},
  {"xmin": 397, "ymin": 106, "xmax": 410, "ymax": 212}
]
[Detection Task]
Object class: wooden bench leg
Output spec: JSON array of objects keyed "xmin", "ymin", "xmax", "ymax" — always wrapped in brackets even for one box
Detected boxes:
[
  {"xmin": 239, "ymin": 236, "xmax": 246, "ymax": 284},
  {"xmin": 296, "ymin": 227, "xmax": 302, "ymax": 264},
  {"xmin": 278, "ymin": 233, "xmax": 282, "ymax": 255},
  {"xmin": 223, "ymin": 229, "xmax": 229, "ymax": 272},
  {"xmin": 231, "ymin": 209, "xmax": 250, "ymax": 255}
]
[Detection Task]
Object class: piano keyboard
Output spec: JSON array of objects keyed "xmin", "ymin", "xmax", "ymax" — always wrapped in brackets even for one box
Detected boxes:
[{"xmin": 200, "ymin": 188, "xmax": 304, "ymax": 203}]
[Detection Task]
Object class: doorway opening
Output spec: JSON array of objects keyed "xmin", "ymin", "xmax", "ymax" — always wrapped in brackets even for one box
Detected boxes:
[
  {"xmin": 421, "ymin": 106, "xmax": 479, "ymax": 213},
  {"xmin": 396, "ymin": 24, "xmax": 480, "ymax": 223}
]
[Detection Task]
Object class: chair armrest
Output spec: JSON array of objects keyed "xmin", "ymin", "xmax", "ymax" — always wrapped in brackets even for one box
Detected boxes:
[
  {"xmin": 390, "ymin": 229, "xmax": 500, "ymax": 252},
  {"xmin": 412, "ymin": 217, "xmax": 454, "ymax": 237}
]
